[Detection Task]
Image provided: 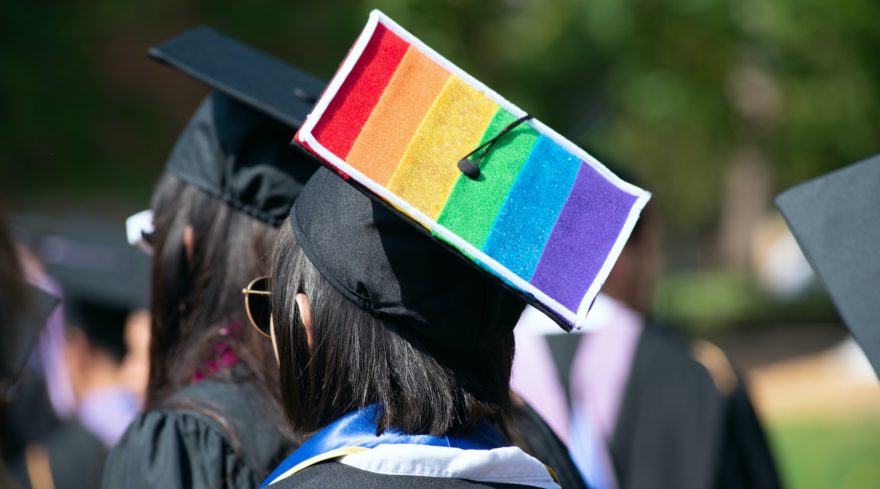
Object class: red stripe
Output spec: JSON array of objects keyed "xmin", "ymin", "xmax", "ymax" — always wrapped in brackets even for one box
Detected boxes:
[{"xmin": 312, "ymin": 23, "xmax": 409, "ymax": 158}]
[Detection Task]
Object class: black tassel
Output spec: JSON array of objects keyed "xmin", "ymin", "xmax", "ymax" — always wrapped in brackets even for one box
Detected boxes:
[{"xmin": 458, "ymin": 114, "xmax": 534, "ymax": 180}]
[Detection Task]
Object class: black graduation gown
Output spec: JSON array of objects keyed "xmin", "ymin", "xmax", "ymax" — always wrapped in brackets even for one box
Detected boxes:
[
  {"xmin": 5, "ymin": 419, "xmax": 107, "ymax": 489},
  {"xmin": 2, "ymin": 373, "xmax": 63, "ymax": 466},
  {"xmin": 609, "ymin": 326, "xmax": 781, "ymax": 489},
  {"xmin": 510, "ymin": 403, "xmax": 589, "ymax": 489},
  {"xmin": 2, "ymin": 374, "xmax": 108, "ymax": 489},
  {"xmin": 102, "ymin": 374, "xmax": 293, "ymax": 489},
  {"xmin": 39, "ymin": 421, "xmax": 108, "ymax": 489}
]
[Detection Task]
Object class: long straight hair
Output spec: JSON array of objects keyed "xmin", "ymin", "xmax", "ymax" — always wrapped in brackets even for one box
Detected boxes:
[
  {"xmin": 146, "ymin": 174, "xmax": 280, "ymax": 412},
  {"xmin": 270, "ymin": 223, "xmax": 515, "ymax": 437}
]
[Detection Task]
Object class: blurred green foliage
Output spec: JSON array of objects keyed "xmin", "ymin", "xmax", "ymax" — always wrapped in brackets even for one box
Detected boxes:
[
  {"xmin": 653, "ymin": 271, "xmax": 838, "ymax": 334},
  {"xmin": 1, "ymin": 0, "xmax": 878, "ymax": 226},
  {"xmin": 769, "ymin": 415, "xmax": 880, "ymax": 489}
]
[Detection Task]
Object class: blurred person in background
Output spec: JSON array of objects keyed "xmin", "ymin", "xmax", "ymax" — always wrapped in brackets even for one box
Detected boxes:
[
  {"xmin": 102, "ymin": 27, "xmax": 323, "ymax": 489},
  {"xmin": 3, "ymin": 215, "xmax": 150, "ymax": 489},
  {"xmin": 117, "ymin": 309, "xmax": 151, "ymax": 407},
  {"xmin": 0, "ymin": 210, "xmax": 29, "ymax": 489},
  {"xmin": 513, "ymin": 199, "xmax": 781, "ymax": 489},
  {"xmin": 1, "ymin": 209, "xmax": 58, "ymax": 489}
]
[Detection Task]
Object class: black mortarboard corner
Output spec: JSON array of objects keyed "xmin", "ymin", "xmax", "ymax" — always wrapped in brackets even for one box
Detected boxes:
[
  {"xmin": 13, "ymin": 215, "xmax": 151, "ymax": 362},
  {"xmin": 149, "ymin": 26, "xmax": 326, "ymax": 226},
  {"xmin": 776, "ymin": 155, "xmax": 880, "ymax": 378},
  {"xmin": 1, "ymin": 285, "xmax": 59, "ymax": 383},
  {"xmin": 291, "ymin": 169, "xmax": 526, "ymax": 352}
]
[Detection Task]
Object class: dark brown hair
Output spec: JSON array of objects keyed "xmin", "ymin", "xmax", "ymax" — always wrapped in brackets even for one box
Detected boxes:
[
  {"xmin": 270, "ymin": 222, "xmax": 515, "ymax": 437},
  {"xmin": 146, "ymin": 173, "xmax": 280, "ymax": 410}
]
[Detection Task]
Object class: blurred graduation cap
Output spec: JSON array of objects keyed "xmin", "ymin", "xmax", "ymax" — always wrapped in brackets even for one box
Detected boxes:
[
  {"xmin": 145, "ymin": 26, "xmax": 326, "ymax": 227},
  {"xmin": 292, "ymin": 10, "xmax": 650, "ymax": 339},
  {"xmin": 1, "ymin": 285, "xmax": 59, "ymax": 383},
  {"xmin": 776, "ymin": 155, "xmax": 880, "ymax": 377},
  {"xmin": 13, "ymin": 215, "xmax": 150, "ymax": 362}
]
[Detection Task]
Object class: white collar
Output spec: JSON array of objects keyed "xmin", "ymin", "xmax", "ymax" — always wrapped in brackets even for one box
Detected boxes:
[{"xmin": 337, "ymin": 444, "xmax": 560, "ymax": 488}]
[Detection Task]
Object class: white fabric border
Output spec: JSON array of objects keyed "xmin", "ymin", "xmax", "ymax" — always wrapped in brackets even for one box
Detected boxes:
[
  {"xmin": 125, "ymin": 209, "xmax": 154, "ymax": 255},
  {"xmin": 296, "ymin": 9, "xmax": 652, "ymax": 331},
  {"xmin": 338, "ymin": 444, "xmax": 561, "ymax": 488},
  {"xmin": 517, "ymin": 294, "xmax": 617, "ymax": 336}
]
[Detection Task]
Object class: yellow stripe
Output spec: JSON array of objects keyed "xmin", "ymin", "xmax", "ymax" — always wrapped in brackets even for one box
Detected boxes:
[
  {"xmin": 268, "ymin": 447, "xmax": 370, "ymax": 486},
  {"xmin": 387, "ymin": 76, "xmax": 498, "ymax": 219},
  {"xmin": 346, "ymin": 46, "xmax": 451, "ymax": 186},
  {"xmin": 545, "ymin": 463, "xmax": 560, "ymax": 484}
]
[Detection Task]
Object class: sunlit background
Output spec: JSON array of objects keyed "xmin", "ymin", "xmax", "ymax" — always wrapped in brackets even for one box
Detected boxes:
[{"xmin": 2, "ymin": 1, "xmax": 879, "ymax": 487}]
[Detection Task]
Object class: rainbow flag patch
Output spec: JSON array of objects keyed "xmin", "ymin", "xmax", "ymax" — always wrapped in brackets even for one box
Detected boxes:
[{"xmin": 295, "ymin": 10, "xmax": 651, "ymax": 331}]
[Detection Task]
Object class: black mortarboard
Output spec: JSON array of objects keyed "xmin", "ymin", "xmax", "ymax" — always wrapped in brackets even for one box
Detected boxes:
[
  {"xmin": 13, "ymin": 215, "xmax": 150, "ymax": 361},
  {"xmin": 291, "ymin": 169, "xmax": 526, "ymax": 351},
  {"xmin": 775, "ymin": 155, "xmax": 880, "ymax": 377},
  {"xmin": 149, "ymin": 26, "xmax": 326, "ymax": 226},
  {"xmin": 1, "ymin": 285, "xmax": 59, "ymax": 382},
  {"xmin": 293, "ymin": 11, "xmax": 649, "ymax": 332}
]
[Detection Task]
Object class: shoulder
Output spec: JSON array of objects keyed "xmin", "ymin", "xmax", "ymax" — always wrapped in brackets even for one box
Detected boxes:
[
  {"xmin": 632, "ymin": 326, "xmax": 722, "ymax": 392},
  {"xmin": 103, "ymin": 379, "xmax": 292, "ymax": 489},
  {"xmin": 103, "ymin": 408, "xmax": 251, "ymax": 489},
  {"xmin": 110, "ymin": 379, "xmax": 253, "ymax": 453},
  {"xmin": 634, "ymin": 326, "xmax": 743, "ymax": 396},
  {"xmin": 21, "ymin": 421, "xmax": 107, "ymax": 489},
  {"xmin": 109, "ymin": 404, "xmax": 230, "ymax": 452},
  {"xmin": 610, "ymin": 326, "xmax": 733, "ymax": 488},
  {"xmin": 614, "ymin": 325, "xmax": 729, "ymax": 449},
  {"xmin": 271, "ymin": 461, "xmax": 541, "ymax": 489},
  {"xmin": 688, "ymin": 338, "xmax": 740, "ymax": 395}
]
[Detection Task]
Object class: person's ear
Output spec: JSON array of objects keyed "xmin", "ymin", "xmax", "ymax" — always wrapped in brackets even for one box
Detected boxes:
[
  {"xmin": 295, "ymin": 293, "xmax": 314, "ymax": 351},
  {"xmin": 183, "ymin": 224, "xmax": 195, "ymax": 262}
]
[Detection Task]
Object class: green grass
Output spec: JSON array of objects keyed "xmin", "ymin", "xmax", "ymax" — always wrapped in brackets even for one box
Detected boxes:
[{"xmin": 767, "ymin": 415, "xmax": 880, "ymax": 489}]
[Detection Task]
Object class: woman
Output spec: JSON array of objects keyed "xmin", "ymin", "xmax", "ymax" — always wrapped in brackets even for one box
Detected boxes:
[
  {"xmin": 102, "ymin": 87, "xmax": 319, "ymax": 488},
  {"xmin": 246, "ymin": 169, "xmax": 562, "ymax": 488}
]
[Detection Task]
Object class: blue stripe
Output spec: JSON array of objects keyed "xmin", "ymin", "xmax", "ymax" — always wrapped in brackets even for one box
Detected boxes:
[
  {"xmin": 482, "ymin": 136, "xmax": 581, "ymax": 280},
  {"xmin": 261, "ymin": 404, "xmax": 506, "ymax": 487}
]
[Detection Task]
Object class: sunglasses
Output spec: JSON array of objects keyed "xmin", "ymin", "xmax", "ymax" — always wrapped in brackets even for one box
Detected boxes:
[{"xmin": 242, "ymin": 276, "xmax": 272, "ymax": 338}]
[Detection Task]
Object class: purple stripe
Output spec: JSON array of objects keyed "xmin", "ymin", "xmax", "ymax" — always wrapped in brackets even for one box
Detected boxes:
[{"xmin": 530, "ymin": 164, "xmax": 638, "ymax": 312}]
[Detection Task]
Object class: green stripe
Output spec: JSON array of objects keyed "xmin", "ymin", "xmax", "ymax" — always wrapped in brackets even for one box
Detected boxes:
[{"xmin": 437, "ymin": 109, "xmax": 540, "ymax": 248}]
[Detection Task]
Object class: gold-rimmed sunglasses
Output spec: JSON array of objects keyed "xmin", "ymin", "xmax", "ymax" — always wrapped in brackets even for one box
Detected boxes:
[{"xmin": 242, "ymin": 276, "xmax": 272, "ymax": 338}]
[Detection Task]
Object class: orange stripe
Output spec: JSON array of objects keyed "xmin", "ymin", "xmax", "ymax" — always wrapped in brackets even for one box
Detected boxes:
[
  {"xmin": 346, "ymin": 46, "xmax": 450, "ymax": 185},
  {"xmin": 387, "ymin": 76, "xmax": 499, "ymax": 219}
]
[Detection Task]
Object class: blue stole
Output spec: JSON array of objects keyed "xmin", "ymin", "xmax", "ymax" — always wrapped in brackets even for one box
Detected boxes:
[{"xmin": 261, "ymin": 405, "xmax": 506, "ymax": 487}]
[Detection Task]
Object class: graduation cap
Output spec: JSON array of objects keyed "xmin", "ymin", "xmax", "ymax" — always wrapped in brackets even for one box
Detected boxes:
[
  {"xmin": 148, "ymin": 26, "xmax": 326, "ymax": 226},
  {"xmin": 1, "ymin": 211, "xmax": 60, "ymax": 383},
  {"xmin": 776, "ymin": 155, "xmax": 880, "ymax": 377},
  {"xmin": 1, "ymin": 285, "xmax": 59, "ymax": 383},
  {"xmin": 292, "ymin": 10, "xmax": 651, "ymax": 336},
  {"xmin": 13, "ymin": 215, "xmax": 150, "ymax": 362}
]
